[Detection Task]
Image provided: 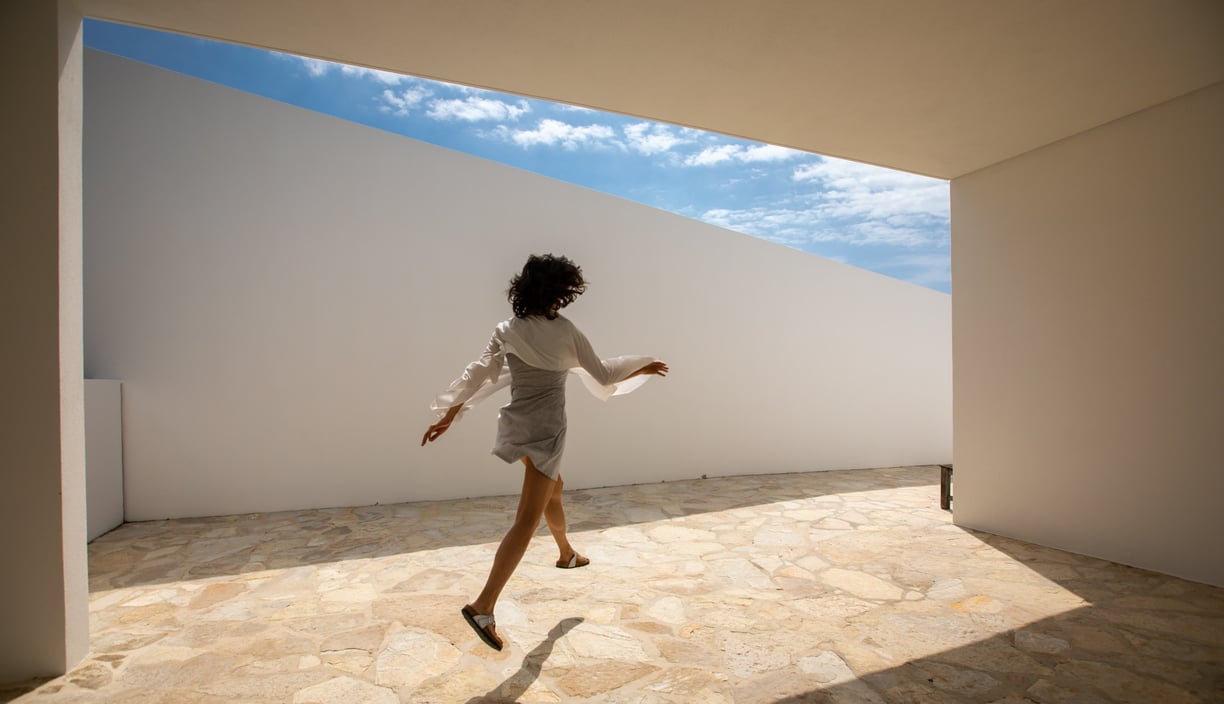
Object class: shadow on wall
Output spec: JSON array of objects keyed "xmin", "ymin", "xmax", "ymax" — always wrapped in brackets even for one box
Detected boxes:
[{"xmin": 87, "ymin": 466, "xmax": 940, "ymax": 592}]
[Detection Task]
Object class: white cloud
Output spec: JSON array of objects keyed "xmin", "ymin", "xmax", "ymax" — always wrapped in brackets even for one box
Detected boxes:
[
  {"xmin": 340, "ymin": 65, "xmax": 407, "ymax": 85},
  {"xmin": 279, "ymin": 53, "xmax": 406, "ymax": 86},
  {"xmin": 623, "ymin": 122, "xmax": 690, "ymax": 156},
  {"xmin": 793, "ymin": 157, "xmax": 949, "ymax": 222},
  {"xmin": 700, "ymin": 203, "xmax": 950, "ymax": 286},
  {"xmin": 740, "ymin": 144, "xmax": 801, "ymax": 162},
  {"xmin": 439, "ymin": 81, "xmax": 485, "ymax": 95},
  {"xmin": 697, "ymin": 204, "xmax": 945, "ymax": 248},
  {"xmin": 685, "ymin": 144, "xmax": 741, "ymax": 166},
  {"xmin": 284, "ymin": 55, "xmax": 334, "ymax": 77},
  {"xmin": 380, "ymin": 86, "xmax": 433, "ymax": 116},
  {"xmin": 684, "ymin": 142, "xmax": 803, "ymax": 166},
  {"xmin": 495, "ymin": 119, "xmax": 619, "ymax": 150},
  {"xmin": 426, "ymin": 96, "xmax": 530, "ymax": 122}
]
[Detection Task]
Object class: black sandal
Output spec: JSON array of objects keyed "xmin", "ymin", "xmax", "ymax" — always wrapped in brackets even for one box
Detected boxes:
[
  {"xmin": 556, "ymin": 553, "xmax": 590, "ymax": 569},
  {"xmin": 461, "ymin": 604, "xmax": 503, "ymax": 651}
]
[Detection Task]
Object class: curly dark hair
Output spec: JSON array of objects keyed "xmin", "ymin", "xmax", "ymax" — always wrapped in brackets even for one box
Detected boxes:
[{"xmin": 507, "ymin": 254, "xmax": 587, "ymax": 319}]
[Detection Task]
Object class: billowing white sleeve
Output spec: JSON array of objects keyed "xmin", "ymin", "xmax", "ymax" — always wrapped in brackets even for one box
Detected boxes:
[
  {"xmin": 569, "ymin": 326, "xmax": 656, "ymax": 401},
  {"xmin": 430, "ymin": 332, "xmax": 510, "ymax": 419}
]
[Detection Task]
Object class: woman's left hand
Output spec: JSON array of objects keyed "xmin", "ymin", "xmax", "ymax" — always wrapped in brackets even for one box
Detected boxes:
[{"xmin": 631, "ymin": 360, "xmax": 669, "ymax": 378}]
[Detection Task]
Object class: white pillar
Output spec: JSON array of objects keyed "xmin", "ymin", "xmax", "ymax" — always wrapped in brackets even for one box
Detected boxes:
[
  {"xmin": 0, "ymin": 0, "xmax": 88, "ymax": 682},
  {"xmin": 951, "ymin": 82, "xmax": 1224, "ymax": 587}
]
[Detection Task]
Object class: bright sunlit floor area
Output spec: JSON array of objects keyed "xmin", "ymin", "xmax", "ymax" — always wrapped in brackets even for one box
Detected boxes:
[{"xmin": 7, "ymin": 467, "xmax": 1223, "ymax": 703}]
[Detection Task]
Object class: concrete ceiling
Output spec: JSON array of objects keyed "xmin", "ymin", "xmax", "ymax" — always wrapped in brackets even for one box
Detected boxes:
[{"xmin": 79, "ymin": 0, "xmax": 1224, "ymax": 179}]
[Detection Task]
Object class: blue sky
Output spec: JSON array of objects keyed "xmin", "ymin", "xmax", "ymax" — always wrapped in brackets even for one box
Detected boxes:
[{"xmin": 84, "ymin": 20, "xmax": 951, "ymax": 293}]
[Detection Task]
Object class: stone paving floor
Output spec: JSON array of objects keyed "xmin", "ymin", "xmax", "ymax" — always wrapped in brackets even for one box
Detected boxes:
[{"xmin": 5, "ymin": 466, "xmax": 1224, "ymax": 703}]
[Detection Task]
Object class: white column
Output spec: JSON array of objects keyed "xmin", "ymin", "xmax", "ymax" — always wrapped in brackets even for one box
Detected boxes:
[
  {"xmin": 0, "ymin": 0, "xmax": 88, "ymax": 682},
  {"xmin": 951, "ymin": 82, "xmax": 1224, "ymax": 587}
]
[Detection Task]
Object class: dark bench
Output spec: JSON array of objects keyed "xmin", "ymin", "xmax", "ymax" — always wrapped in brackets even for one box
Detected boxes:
[{"xmin": 939, "ymin": 464, "xmax": 953, "ymax": 510}]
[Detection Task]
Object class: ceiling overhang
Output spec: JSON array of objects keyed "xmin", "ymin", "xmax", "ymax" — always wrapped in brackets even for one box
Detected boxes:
[{"xmin": 77, "ymin": 0, "xmax": 1224, "ymax": 179}]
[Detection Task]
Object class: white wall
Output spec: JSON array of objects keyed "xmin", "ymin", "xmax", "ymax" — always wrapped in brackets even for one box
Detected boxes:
[
  {"xmin": 85, "ymin": 50, "xmax": 951, "ymax": 521},
  {"xmin": 85, "ymin": 379, "xmax": 124, "ymax": 540},
  {"xmin": 0, "ymin": 0, "xmax": 89, "ymax": 682},
  {"xmin": 952, "ymin": 81, "xmax": 1224, "ymax": 587}
]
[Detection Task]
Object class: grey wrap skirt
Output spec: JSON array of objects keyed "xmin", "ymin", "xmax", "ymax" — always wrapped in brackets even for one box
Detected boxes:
[{"xmin": 491, "ymin": 354, "xmax": 567, "ymax": 479}]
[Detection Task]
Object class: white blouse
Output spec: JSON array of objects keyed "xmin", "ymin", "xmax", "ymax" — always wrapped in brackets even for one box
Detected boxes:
[{"xmin": 431, "ymin": 315, "xmax": 655, "ymax": 419}]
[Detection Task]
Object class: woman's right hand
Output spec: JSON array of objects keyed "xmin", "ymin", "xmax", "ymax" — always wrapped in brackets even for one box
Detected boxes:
[
  {"xmin": 631, "ymin": 361, "xmax": 669, "ymax": 378},
  {"xmin": 421, "ymin": 405, "xmax": 462, "ymax": 446},
  {"xmin": 421, "ymin": 418, "xmax": 452, "ymax": 446}
]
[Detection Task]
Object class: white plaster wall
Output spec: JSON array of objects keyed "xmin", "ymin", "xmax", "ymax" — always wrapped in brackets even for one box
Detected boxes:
[
  {"xmin": 85, "ymin": 50, "xmax": 951, "ymax": 521},
  {"xmin": 952, "ymin": 81, "xmax": 1224, "ymax": 587},
  {"xmin": 85, "ymin": 380, "xmax": 124, "ymax": 541},
  {"xmin": 0, "ymin": 0, "xmax": 89, "ymax": 682}
]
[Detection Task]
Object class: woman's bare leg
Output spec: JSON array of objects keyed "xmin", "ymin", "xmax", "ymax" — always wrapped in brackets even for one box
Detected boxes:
[
  {"xmin": 543, "ymin": 474, "xmax": 577, "ymax": 562},
  {"xmin": 468, "ymin": 459, "xmax": 555, "ymax": 616}
]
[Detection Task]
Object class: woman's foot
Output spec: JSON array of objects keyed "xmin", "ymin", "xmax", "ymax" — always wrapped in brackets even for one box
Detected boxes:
[
  {"xmin": 556, "ymin": 552, "xmax": 590, "ymax": 569},
  {"xmin": 461, "ymin": 604, "xmax": 503, "ymax": 651}
]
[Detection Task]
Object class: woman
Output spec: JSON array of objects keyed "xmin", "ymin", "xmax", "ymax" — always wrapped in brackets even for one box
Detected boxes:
[{"xmin": 421, "ymin": 253, "xmax": 668, "ymax": 651}]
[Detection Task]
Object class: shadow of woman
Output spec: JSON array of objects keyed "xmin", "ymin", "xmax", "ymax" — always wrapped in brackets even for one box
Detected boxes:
[{"xmin": 465, "ymin": 617, "xmax": 585, "ymax": 703}]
